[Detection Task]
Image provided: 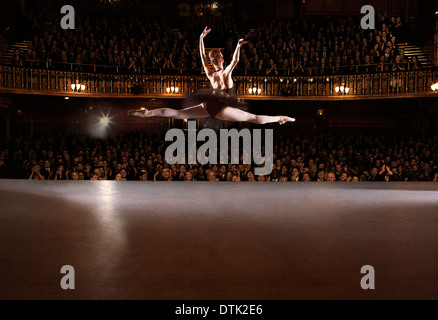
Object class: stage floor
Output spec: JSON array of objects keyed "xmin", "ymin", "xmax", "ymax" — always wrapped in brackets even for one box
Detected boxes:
[{"xmin": 0, "ymin": 180, "xmax": 438, "ymax": 300}]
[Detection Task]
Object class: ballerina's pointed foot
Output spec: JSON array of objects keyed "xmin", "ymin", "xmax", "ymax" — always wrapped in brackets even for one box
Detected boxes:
[
  {"xmin": 279, "ymin": 116, "xmax": 295, "ymax": 125},
  {"xmin": 128, "ymin": 107, "xmax": 152, "ymax": 118}
]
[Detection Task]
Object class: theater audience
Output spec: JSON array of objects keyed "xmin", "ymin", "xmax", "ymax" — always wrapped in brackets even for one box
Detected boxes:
[
  {"xmin": 11, "ymin": 7, "xmax": 419, "ymax": 76},
  {"xmin": 0, "ymin": 130, "xmax": 437, "ymax": 182},
  {"xmin": 243, "ymin": 12, "xmax": 418, "ymax": 75}
]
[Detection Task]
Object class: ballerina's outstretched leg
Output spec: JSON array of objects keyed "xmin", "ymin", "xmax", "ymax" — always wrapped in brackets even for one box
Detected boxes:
[
  {"xmin": 128, "ymin": 103, "xmax": 210, "ymax": 120},
  {"xmin": 215, "ymin": 106, "xmax": 295, "ymax": 125}
]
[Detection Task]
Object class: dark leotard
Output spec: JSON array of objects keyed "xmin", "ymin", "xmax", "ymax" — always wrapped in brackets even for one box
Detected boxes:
[{"xmin": 182, "ymin": 86, "xmax": 247, "ymax": 118}]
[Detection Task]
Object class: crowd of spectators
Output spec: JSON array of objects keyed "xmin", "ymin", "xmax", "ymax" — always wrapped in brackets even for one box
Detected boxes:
[
  {"xmin": 9, "ymin": 6, "xmax": 423, "ymax": 76},
  {"xmin": 240, "ymin": 13, "xmax": 422, "ymax": 76},
  {"xmin": 1, "ymin": 131, "xmax": 437, "ymax": 182},
  {"xmin": 12, "ymin": 5, "xmax": 248, "ymax": 74}
]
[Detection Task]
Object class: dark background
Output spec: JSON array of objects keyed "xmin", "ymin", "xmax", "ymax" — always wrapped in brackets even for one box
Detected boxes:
[
  {"xmin": 1, "ymin": 0, "xmax": 436, "ymax": 43},
  {"xmin": 1, "ymin": 94, "xmax": 437, "ymax": 138}
]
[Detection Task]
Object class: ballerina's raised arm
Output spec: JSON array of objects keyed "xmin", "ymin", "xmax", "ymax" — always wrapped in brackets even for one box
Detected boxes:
[
  {"xmin": 199, "ymin": 26, "xmax": 213, "ymax": 77},
  {"xmin": 225, "ymin": 38, "xmax": 247, "ymax": 75}
]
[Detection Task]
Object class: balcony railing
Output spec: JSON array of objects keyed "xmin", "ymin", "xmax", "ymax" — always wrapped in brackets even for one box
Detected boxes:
[{"xmin": 0, "ymin": 64, "xmax": 437, "ymax": 100}]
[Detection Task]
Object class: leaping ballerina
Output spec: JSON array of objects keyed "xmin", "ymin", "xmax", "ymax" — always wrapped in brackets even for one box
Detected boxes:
[{"xmin": 128, "ymin": 27, "xmax": 295, "ymax": 125}]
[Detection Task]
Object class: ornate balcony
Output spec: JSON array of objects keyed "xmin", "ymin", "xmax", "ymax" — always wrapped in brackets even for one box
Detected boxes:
[{"xmin": 0, "ymin": 65, "xmax": 437, "ymax": 100}]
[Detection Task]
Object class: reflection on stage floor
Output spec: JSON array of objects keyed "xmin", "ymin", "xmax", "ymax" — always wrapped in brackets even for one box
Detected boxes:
[{"xmin": 1, "ymin": 180, "xmax": 437, "ymax": 299}]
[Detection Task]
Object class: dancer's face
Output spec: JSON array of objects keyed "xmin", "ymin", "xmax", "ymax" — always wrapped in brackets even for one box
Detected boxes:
[{"xmin": 215, "ymin": 52, "xmax": 224, "ymax": 66}]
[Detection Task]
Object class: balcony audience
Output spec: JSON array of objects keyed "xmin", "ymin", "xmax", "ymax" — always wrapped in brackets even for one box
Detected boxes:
[{"xmin": 11, "ymin": 9, "xmax": 420, "ymax": 75}]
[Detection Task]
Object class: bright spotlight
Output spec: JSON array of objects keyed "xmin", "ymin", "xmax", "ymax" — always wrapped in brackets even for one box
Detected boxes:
[
  {"xmin": 100, "ymin": 117, "xmax": 109, "ymax": 126},
  {"xmin": 100, "ymin": 116, "xmax": 110, "ymax": 126}
]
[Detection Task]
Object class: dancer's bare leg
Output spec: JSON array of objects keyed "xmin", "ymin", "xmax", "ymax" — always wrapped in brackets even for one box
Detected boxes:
[
  {"xmin": 215, "ymin": 107, "xmax": 295, "ymax": 124},
  {"xmin": 129, "ymin": 103, "xmax": 210, "ymax": 119}
]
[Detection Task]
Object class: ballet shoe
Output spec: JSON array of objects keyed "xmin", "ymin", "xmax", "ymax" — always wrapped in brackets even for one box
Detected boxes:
[
  {"xmin": 128, "ymin": 107, "xmax": 151, "ymax": 118},
  {"xmin": 279, "ymin": 116, "xmax": 295, "ymax": 125}
]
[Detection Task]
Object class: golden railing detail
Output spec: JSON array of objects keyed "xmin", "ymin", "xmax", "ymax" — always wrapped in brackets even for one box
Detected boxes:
[{"xmin": 0, "ymin": 65, "xmax": 437, "ymax": 99}]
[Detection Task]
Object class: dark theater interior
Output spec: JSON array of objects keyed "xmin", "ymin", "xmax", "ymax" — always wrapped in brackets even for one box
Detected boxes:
[{"xmin": 0, "ymin": 0, "xmax": 438, "ymax": 309}]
